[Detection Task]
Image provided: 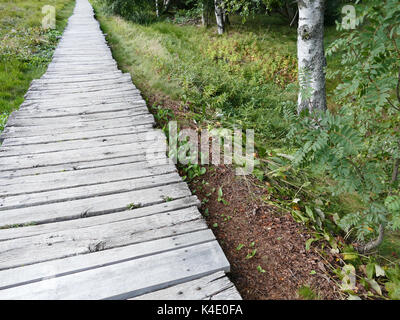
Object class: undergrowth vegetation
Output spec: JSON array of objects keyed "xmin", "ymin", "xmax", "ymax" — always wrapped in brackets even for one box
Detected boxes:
[
  {"xmin": 0, "ymin": 0, "xmax": 75, "ymax": 126},
  {"xmin": 92, "ymin": 0, "xmax": 400, "ymax": 299}
]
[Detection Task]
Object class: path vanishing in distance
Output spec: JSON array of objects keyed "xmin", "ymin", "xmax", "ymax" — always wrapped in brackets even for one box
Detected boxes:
[{"xmin": 0, "ymin": 0, "xmax": 240, "ymax": 300}]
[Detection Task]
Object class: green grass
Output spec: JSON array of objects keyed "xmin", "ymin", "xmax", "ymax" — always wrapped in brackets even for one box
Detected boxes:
[
  {"xmin": 92, "ymin": 1, "xmax": 342, "ymax": 153},
  {"xmin": 92, "ymin": 3, "xmax": 307, "ymax": 149},
  {"xmin": 297, "ymin": 285, "xmax": 320, "ymax": 300},
  {"xmin": 0, "ymin": 0, "xmax": 75, "ymax": 130}
]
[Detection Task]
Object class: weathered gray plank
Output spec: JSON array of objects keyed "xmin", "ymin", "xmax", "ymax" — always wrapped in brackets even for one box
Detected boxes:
[
  {"xmin": 210, "ymin": 286, "xmax": 243, "ymax": 300},
  {"xmin": 6, "ymin": 110, "xmax": 150, "ymax": 128},
  {"xmin": 3, "ymin": 124, "xmax": 153, "ymax": 147},
  {"xmin": 0, "ymin": 230, "xmax": 216, "ymax": 290},
  {"xmin": 0, "ymin": 153, "xmax": 167, "ymax": 179},
  {"xmin": 25, "ymin": 85, "xmax": 136, "ymax": 100},
  {"xmin": 12, "ymin": 103, "xmax": 147, "ymax": 120},
  {"xmin": 0, "ymin": 241, "xmax": 230, "ymax": 300},
  {"xmin": 0, "ymin": 182, "xmax": 192, "ymax": 227},
  {"xmin": 0, "ymin": 161, "xmax": 175, "ymax": 194},
  {"xmin": 0, "ymin": 207, "xmax": 206, "ymax": 269},
  {"xmin": 2, "ymin": 114, "xmax": 155, "ymax": 138},
  {"xmin": 0, "ymin": 140, "xmax": 166, "ymax": 172},
  {"xmin": 1, "ymin": 124, "xmax": 153, "ymax": 147},
  {"xmin": 0, "ymin": 130, "xmax": 163, "ymax": 156},
  {"xmin": 0, "ymin": 172, "xmax": 182, "ymax": 210},
  {"xmin": 12, "ymin": 105, "xmax": 148, "ymax": 120},
  {"xmin": 133, "ymin": 271, "xmax": 241, "ymax": 300},
  {"xmin": 0, "ymin": 196, "xmax": 200, "ymax": 241}
]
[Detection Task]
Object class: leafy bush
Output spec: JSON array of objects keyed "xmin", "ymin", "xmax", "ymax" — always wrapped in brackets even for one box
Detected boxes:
[
  {"xmin": 289, "ymin": 0, "xmax": 400, "ymax": 245},
  {"xmin": 97, "ymin": 0, "xmax": 156, "ymax": 24}
]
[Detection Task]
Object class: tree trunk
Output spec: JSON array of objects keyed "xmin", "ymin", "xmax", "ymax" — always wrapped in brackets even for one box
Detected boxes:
[
  {"xmin": 223, "ymin": 11, "xmax": 230, "ymax": 26},
  {"xmin": 214, "ymin": 0, "xmax": 225, "ymax": 35},
  {"xmin": 155, "ymin": 0, "xmax": 159, "ymax": 17},
  {"xmin": 202, "ymin": 0, "xmax": 209, "ymax": 27},
  {"xmin": 297, "ymin": 0, "xmax": 327, "ymax": 113},
  {"xmin": 163, "ymin": 0, "xmax": 171, "ymax": 13}
]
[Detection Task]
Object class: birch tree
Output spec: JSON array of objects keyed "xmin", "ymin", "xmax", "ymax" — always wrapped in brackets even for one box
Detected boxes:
[
  {"xmin": 155, "ymin": 0, "xmax": 159, "ymax": 17},
  {"xmin": 214, "ymin": 0, "xmax": 225, "ymax": 34},
  {"xmin": 297, "ymin": 0, "xmax": 327, "ymax": 113}
]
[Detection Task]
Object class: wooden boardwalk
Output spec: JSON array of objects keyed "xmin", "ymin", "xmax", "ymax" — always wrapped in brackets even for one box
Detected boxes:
[{"xmin": 0, "ymin": 0, "xmax": 240, "ymax": 300}]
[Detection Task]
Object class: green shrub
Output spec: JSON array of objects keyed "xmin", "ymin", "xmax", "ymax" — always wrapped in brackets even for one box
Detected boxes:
[{"xmin": 97, "ymin": 0, "xmax": 156, "ymax": 24}]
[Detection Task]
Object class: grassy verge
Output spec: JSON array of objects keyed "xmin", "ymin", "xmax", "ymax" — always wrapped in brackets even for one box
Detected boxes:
[{"xmin": 0, "ymin": 0, "xmax": 76, "ymax": 131}]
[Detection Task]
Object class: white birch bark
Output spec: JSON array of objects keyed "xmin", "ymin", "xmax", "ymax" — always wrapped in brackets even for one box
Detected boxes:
[
  {"xmin": 297, "ymin": 0, "xmax": 327, "ymax": 113},
  {"xmin": 155, "ymin": 0, "xmax": 159, "ymax": 17},
  {"xmin": 214, "ymin": 0, "xmax": 225, "ymax": 35},
  {"xmin": 163, "ymin": 0, "xmax": 171, "ymax": 11}
]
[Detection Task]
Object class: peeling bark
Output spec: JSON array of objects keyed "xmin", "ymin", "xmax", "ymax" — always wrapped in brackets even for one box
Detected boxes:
[{"xmin": 297, "ymin": 0, "xmax": 327, "ymax": 113}]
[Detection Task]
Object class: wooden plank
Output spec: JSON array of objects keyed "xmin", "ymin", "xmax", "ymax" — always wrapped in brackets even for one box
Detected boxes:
[
  {"xmin": 23, "ymin": 91, "xmax": 140, "ymax": 104},
  {"xmin": 14, "ymin": 102, "xmax": 147, "ymax": 117},
  {"xmin": 1, "ymin": 124, "xmax": 153, "ymax": 147},
  {"xmin": 17, "ymin": 95, "xmax": 143, "ymax": 111},
  {"xmin": 6, "ymin": 110, "xmax": 150, "ymax": 128},
  {"xmin": 25, "ymin": 84, "xmax": 136, "ymax": 100},
  {"xmin": 0, "ymin": 130, "xmax": 163, "ymax": 156},
  {"xmin": 0, "ymin": 230, "xmax": 216, "ymax": 290},
  {"xmin": 0, "ymin": 207, "xmax": 206, "ymax": 270},
  {"xmin": 1, "ymin": 114, "xmax": 155, "ymax": 139},
  {"xmin": 29, "ymin": 82, "xmax": 135, "ymax": 94},
  {"xmin": 13, "ymin": 102, "xmax": 147, "ymax": 119},
  {"xmin": 0, "ymin": 241, "xmax": 230, "ymax": 300},
  {"xmin": 6, "ymin": 109, "xmax": 150, "ymax": 128},
  {"xmin": 0, "ymin": 161, "xmax": 175, "ymax": 194},
  {"xmin": 0, "ymin": 182, "xmax": 192, "ymax": 227},
  {"xmin": 33, "ymin": 73, "xmax": 125, "ymax": 85},
  {"xmin": 133, "ymin": 272, "xmax": 241, "ymax": 300},
  {"xmin": 31, "ymin": 72, "xmax": 126, "ymax": 84},
  {"xmin": 210, "ymin": 286, "xmax": 242, "ymax": 300},
  {"xmin": 0, "ymin": 153, "xmax": 167, "ymax": 179},
  {"xmin": 0, "ymin": 196, "xmax": 200, "ymax": 241},
  {"xmin": 0, "ymin": 140, "xmax": 166, "ymax": 172},
  {"xmin": 0, "ymin": 172, "xmax": 182, "ymax": 210}
]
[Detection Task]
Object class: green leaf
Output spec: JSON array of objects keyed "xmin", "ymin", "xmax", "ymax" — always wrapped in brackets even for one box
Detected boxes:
[
  {"xmin": 257, "ymin": 265, "xmax": 266, "ymax": 273},
  {"xmin": 366, "ymin": 279, "xmax": 382, "ymax": 296},
  {"xmin": 343, "ymin": 251, "xmax": 358, "ymax": 261},
  {"xmin": 385, "ymin": 196, "xmax": 400, "ymax": 212},
  {"xmin": 305, "ymin": 238, "xmax": 316, "ymax": 251},
  {"xmin": 305, "ymin": 206, "xmax": 315, "ymax": 222},
  {"xmin": 246, "ymin": 249, "xmax": 257, "ymax": 259},
  {"xmin": 366, "ymin": 263, "xmax": 375, "ymax": 279}
]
